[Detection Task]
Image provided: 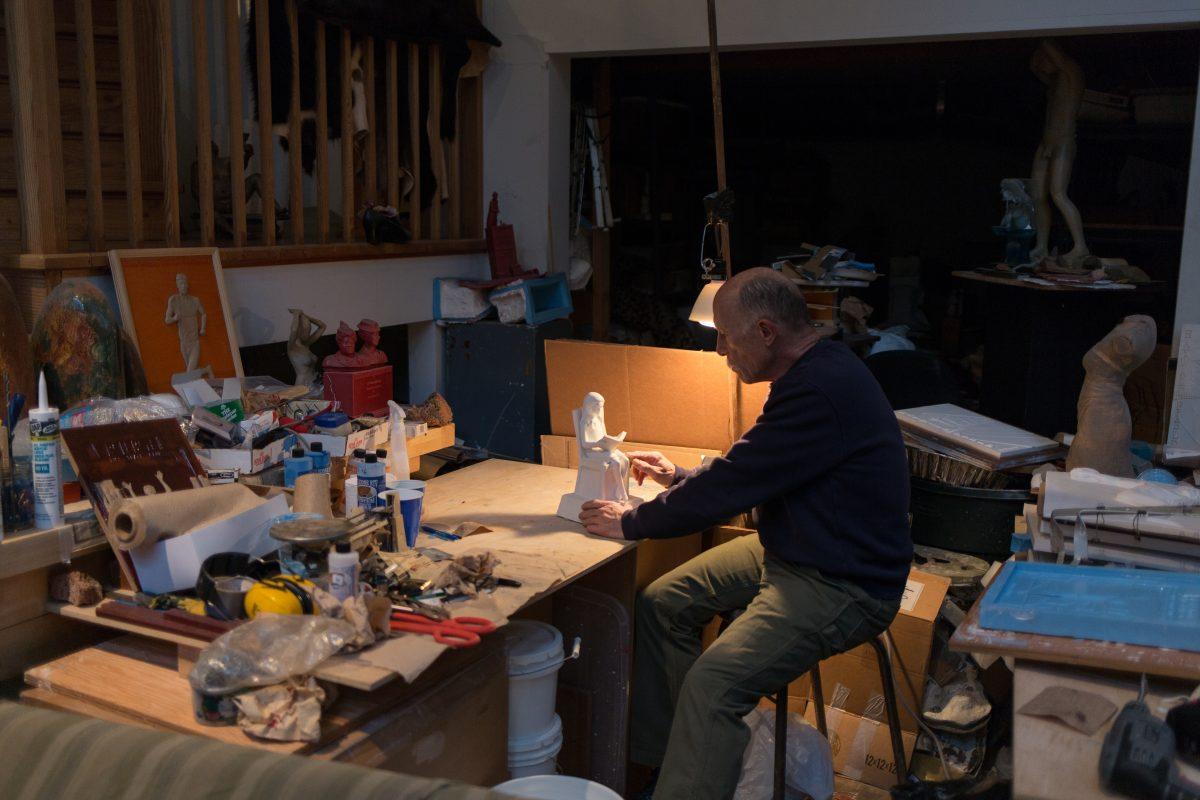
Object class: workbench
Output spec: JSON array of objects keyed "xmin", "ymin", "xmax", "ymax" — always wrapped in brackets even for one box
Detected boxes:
[{"xmin": 24, "ymin": 459, "xmax": 692, "ymax": 793}]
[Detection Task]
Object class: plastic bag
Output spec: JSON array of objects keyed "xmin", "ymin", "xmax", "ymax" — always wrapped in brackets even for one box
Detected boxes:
[
  {"xmin": 188, "ymin": 614, "xmax": 355, "ymax": 695},
  {"xmin": 734, "ymin": 706, "xmax": 834, "ymax": 800},
  {"xmin": 60, "ymin": 395, "xmax": 183, "ymax": 428}
]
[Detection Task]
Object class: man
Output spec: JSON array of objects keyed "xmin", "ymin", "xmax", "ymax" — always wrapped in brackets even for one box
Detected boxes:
[
  {"xmin": 164, "ymin": 273, "xmax": 206, "ymax": 371},
  {"xmin": 580, "ymin": 268, "xmax": 911, "ymax": 800}
]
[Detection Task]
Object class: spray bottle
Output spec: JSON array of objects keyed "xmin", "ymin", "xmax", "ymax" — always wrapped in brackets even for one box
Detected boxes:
[{"xmin": 30, "ymin": 372, "xmax": 63, "ymax": 530}]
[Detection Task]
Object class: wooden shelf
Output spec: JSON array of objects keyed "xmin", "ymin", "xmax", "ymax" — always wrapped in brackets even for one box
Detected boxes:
[{"xmin": 0, "ymin": 502, "xmax": 106, "ymax": 581}]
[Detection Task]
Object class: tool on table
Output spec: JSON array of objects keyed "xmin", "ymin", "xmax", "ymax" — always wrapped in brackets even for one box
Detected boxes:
[
  {"xmin": 420, "ymin": 524, "xmax": 461, "ymax": 542},
  {"xmin": 389, "ymin": 604, "xmax": 496, "ymax": 647},
  {"xmin": 1099, "ymin": 673, "xmax": 1200, "ymax": 800},
  {"xmin": 243, "ymin": 575, "xmax": 315, "ymax": 618}
]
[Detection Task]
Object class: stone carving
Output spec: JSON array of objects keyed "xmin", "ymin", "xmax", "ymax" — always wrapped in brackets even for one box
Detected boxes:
[
  {"xmin": 287, "ymin": 309, "xmax": 327, "ymax": 386},
  {"xmin": 557, "ymin": 392, "xmax": 633, "ymax": 522},
  {"xmin": 164, "ymin": 273, "xmax": 207, "ymax": 371}
]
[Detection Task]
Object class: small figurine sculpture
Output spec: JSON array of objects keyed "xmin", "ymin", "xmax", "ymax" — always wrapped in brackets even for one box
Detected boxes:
[
  {"xmin": 1067, "ymin": 315, "xmax": 1156, "ymax": 478},
  {"xmin": 993, "ymin": 178, "xmax": 1037, "ymax": 266},
  {"xmin": 557, "ymin": 392, "xmax": 634, "ymax": 523},
  {"xmin": 322, "ymin": 322, "xmax": 361, "ymax": 369},
  {"xmin": 164, "ymin": 273, "xmax": 206, "ymax": 371},
  {"xmin": 287, "ymin": 308, "xmax": 326, "ymax": 386},
  {"xmin": 355, "ymin": 319, "xmax": 388, "ymax": 366},
  {"xmin": 1028, "ymin": 39, "xmax": 1089, "ymax": 268}
]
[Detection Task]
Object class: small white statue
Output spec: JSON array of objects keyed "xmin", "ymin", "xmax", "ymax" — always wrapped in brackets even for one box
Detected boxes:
[
  {"xmin": 164, "ymin": 273, "xmax": 206, "ymax": 371},
  {"xmin": 287, "ymin": 308, "xmax": 327, "ymax": 386},
  {"xmin": 557, "ymin": 392, "xmax": 634, "ymax": 522}
]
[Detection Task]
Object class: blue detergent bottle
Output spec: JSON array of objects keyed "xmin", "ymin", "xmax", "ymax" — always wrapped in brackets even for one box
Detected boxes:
[
  {"xmin": 283, "ymin": 446, "xmax": 314, "ymax": 488},
  {"xmin": 357, "ymin": 453, "xmax": 386, "ymax": 510},
  {"xmin": 308, "ymin": 441, "xmax": 331, "ymax": 473}
]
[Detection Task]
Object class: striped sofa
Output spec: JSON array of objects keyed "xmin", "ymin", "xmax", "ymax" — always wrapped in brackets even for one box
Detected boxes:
[{"xmin": 0, "ymin": 702, "xmax": 525, "ymax": 800}]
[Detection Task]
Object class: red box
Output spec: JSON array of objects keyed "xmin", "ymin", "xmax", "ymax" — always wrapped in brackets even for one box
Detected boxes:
[{"xmin": 322, "ymin": 365, "xmax": 393, "ymax": 417}]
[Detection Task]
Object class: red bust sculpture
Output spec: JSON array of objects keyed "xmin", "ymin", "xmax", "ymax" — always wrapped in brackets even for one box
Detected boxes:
[
  {"xmin": 322, "ymin": 319, "xmax": 389, "ymax": 370},
  {"xmin": 355, "ymin": 319, "xmax": 388, "ymax": 366}
]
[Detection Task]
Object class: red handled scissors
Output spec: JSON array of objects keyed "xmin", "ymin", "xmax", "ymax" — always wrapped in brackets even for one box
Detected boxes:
[{"xmin": 389, "ymin": 607, "xmax": 497, "ymax": 647}]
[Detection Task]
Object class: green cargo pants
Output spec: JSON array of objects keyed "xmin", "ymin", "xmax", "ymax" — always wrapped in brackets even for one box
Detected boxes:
[{"xmin": 631, "ymin": 534, "xmax": 900, "ymax": 800}]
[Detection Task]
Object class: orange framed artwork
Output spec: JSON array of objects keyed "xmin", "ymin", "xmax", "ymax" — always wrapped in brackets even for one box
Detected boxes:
[{"xmin": 107, "ymin": 248, "xmax": 244, "ymax": 393}]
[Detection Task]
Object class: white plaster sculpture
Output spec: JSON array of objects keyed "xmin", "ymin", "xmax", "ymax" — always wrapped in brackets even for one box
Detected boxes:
[
  {"xmin": 287, "ymin": 308, "xmax": 327, "ymax": 386},
  {"xmin": 164, "ymin": 273, "xmax": 207, "ymax": 371},
  {"xmin": 1028, "ymin": 39, "xmax": 1089, "ymax": 268},
  {"xmin": 1067, "ymin": 315, "xmax": 1157, "ymax": 478},
  {"xmin": 557, "ymin": 392, "xmax": 635, "ymax": 522}
]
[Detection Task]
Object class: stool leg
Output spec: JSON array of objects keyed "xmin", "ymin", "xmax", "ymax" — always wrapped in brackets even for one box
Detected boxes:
[
  {"xmin": 774, "ymin": 688, "xmax": 788, "ymax": 800},
  {"xmin": 809, "ymin": 667, "xmax": 828, "ymax": 737},
  {"xmin": 868, "ymin": 637, "xmax": 908, "ymax": 780}
]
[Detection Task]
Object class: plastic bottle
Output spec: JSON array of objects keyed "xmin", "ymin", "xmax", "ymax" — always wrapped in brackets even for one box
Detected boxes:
[
  {"xmin": 327, "ymin": 540, "xmax": 360, "ymax": 602},
  {"xmin": 348, "ymin": 448, "xmax": 367, "ymax": 475},
  {"xmin": 30, "ymin": 372, "xmax": 63, "ymax": 530},
  {"xmin": 308, "ymin": 441, "xmax": 330, "ymax": 473},
  {"xmin": 283, "ymin": 446, "xmax": 314, "ymax": 488},
  {"xmin": 356, "ymin": 452, "xmax": 386, "ymax": 510}
]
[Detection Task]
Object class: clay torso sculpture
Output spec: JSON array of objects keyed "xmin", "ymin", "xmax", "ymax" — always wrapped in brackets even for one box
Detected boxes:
[
  {"xmin": 1067, "ymin": 314, "xmax": 1156, "ymax": 477},
  {"xmin": 287, "ymin": 309, "xmax": 326, "ymax": 386},
  {"xmin": 164, "ymin": 274, "xmax": 207, "ymax": 371},
  {"xmin": 556, "ymin": 392, "xmax": 635, "ymax": 522}
]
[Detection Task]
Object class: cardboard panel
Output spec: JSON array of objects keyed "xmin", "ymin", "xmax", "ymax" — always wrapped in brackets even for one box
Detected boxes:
[
  {"xmin": 539, "ymin": 435, "xmax": 722, "ymax": 471},
  {"xmin": 804, "ymin": 704, "xmax": 917, "ymax": 790}
]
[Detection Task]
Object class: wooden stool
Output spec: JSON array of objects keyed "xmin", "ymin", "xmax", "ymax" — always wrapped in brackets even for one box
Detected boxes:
[{"xmin": 771, "ymin": 635, "xmax": 908, "ymax": 799}]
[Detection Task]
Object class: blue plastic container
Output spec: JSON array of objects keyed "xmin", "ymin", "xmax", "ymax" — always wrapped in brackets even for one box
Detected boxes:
[
  {"xmin": 308, "ymin": 442, "xmax": 331, "ymax": 473},
  {"xmin": 283, "ymin": 447, "xmax": 314, "ymax": 488},
  {"xmin": 356, "ymin": 453, "xmax": 386, "ymax": 511}
]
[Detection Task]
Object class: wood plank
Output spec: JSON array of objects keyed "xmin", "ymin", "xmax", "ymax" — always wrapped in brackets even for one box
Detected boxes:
[
  {"xmin": 282, "ymin": 0, "xmax": 303, "ymax": 244},
  {"xmin": 339, "ymin": 25, "xmax": 353, "ymax": 241},
  {"xmin": 0, "ymin": 193, "xmax": 165, "ymax": 247},
  {"xmin": 460, "ymin": 75, "xmax": 482, "ymax": 237},
  {"xmin": 385, "ymin": 40, "xmax": 398, "ymax": 209},
  {"xmin": 407, "ymin": 43, "xmax": 420, "ymax": 239},
  {"xmin": 155, "ymin": 0, "xmax": 178, "ymax": 246},
  {"xmin": 253, "ymin": 0, "xmax": 274, "ymax": 245},
  {"xmin": 0, "ymin": 29, "xmax": 122, "ymax": 86},
  {"xmin": 427, "ymin": 43, "xmax": 442, "ymax": 240},
  {"xmin": 0, "ymin": 502, "xmax": 105, "ymax": 581},
  {"xmin": 0, "ymin": 570, "xmax": 50, "ymax": 631},
  {"xmin": 192, "ymin": 0, "xmax": 214, "ymax": 245},
  {"xmin": 74, "ymin": 0, "xmax": 105, "ymax": 251},
  {"xmin": 314, "ymin": 20, "xmax": 329, "ymax": 243},
  {"xmin": 4, "ymin": 0, "xmax": 69, "ymax": 253},
  {"xmin": 0, "ymin": 612, "xmax": 111, "ymax": 682},
  {"xmin": 115, "ymin": 0, "xmax": 142, "ymax": 246},
  {"xmin": 362, "ymin": 35, "xmax": 376, "ymax": 203},
  {"xmin": 449, "ymin": 83, "xmax": 461, "ymax": 238},
  {"xmin": 223, "ymin": 0, "xmax": 245, "ymax": 246},
  {"xmin": 0, "ymin": 82, "xmax": 125, "ymax": 138},
  {"xmin": 0, "ymin": 135, "xmax": 162, "ymax": 194}
]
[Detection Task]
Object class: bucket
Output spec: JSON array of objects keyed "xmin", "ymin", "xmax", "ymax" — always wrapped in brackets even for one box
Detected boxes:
[
  {"xmin": 494, "ymin": 774, "xmax": 623, "ymax": 800},
  {"xmin": 505, "ymin": 620, "xmax": 567, "ymax": 741},
  {"xmin": 506, "ymin": 715, "xmax": 563, "ymax": 779}
]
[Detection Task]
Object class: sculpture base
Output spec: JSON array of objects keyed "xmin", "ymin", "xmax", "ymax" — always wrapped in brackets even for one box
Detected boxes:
[
  {"xmin": 556, "ymin": 493, "xmax": 643, "ymax": 524},
  {"xmin": 323, "ymin": 365, "xmax": 393, "ymax": 417}
]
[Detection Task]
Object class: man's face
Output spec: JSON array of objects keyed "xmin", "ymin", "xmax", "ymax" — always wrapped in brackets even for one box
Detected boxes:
[{"xmin": 713, "ymin": 292, "xmax": 772, "ymax": 384}]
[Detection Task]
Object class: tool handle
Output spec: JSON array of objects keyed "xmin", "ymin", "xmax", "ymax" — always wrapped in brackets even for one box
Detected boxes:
[{"xmin": 449, "ymin": 616, "xmax": 497, "ymax": 635}]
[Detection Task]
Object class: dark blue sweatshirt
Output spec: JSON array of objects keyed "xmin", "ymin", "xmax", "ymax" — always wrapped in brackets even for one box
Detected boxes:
[{"xmin": 620, "ymin": 339, "xmax": 912, "ymax": 601}]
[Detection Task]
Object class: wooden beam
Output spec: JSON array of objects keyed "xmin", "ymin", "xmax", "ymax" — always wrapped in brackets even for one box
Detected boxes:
[
  {"xmin": 427, "ymin": 43, "xmax": 442, "ymax": 239},
  {"xmin": 385, "ymin": 40, "xmax": 399, "ymax": 210},
  {"xmin": 192, "ymin": 0, "xmax": 214, "ymax": 245},
  {"xmin": 407, "ymin": 44, "xmax": 421, "ymax": 240},
  {"xmin": 74, "ymin": 0, "xmax": 105, "ymax": 251},
  {"xmin": 592, "ymin": 58, "xmax": 612, "ymax": 341},
  {"xmin": 115, "ymin": 0, "xmax": 143, "ymax": 246},
  {"xmin": 254, "ymin": 0, "xmax": 275, "ymax": 245},
  {"xmin": 157, "ymin": 0, "xmax": 179, "ymax": 246},
  {"xmin": 449, "ymin": 85, "xmax": 462, "ymax": 239},
  {"xmin": 459, "ymin": 75, "xmax": 483, "ymax": 238},
  {"xmin": 286, "ymin": 0, "xmax": 303, "ymax": 244},
  {"xmin": 363, "ymin": 36, "xmax": 376, "ymax": 204},
  {"xmin": 314, "ymin": 21, "xmax": 329, "ymax": 243},
  {"xmin": 223, "ymin": 0, "xmax": 246, "ymax": 246},
  {"xmin": 340, "ymin": 26, "xmax": 353, "ymax": 242}
]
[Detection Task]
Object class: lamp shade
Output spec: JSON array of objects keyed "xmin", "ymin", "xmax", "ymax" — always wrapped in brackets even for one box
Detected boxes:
[{"xmin": 688, "ymin": 281, "xmax": 723, "ymax": 328}]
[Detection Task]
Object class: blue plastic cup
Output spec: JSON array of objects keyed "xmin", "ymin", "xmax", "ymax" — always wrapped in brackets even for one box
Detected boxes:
[
  {"xmin": 389, "ymin": 479, "xmax": 426, "ymax": 494},
  {"xmin": 379, "ymin": 488, "xmax": 423, "ymax": 549}
]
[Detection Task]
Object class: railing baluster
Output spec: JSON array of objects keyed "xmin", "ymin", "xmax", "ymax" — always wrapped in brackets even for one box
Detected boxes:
[
  {"xmin": 158, "ymin": 0, "xmax": 179, "ymax": 246},
  {"xmin": 408, "ymin": 43, "xmax": 421, "ymax": 240},
  {"xmin": 116, "ymin": 0, "xmax": 143, "ymax": 246},
  {"xmin": 75, "ymin": 0, "xmax": 105, "ymax": 250},
  {"xmin": 386, "ymin": 40, "xmax": 399, "ymax": 210},
  {"xmin": 286, "ymin": 0, "xmax": 303, "ymax": 243},
  {"xmin": 224, "ymin": 0, "xmax": 246, "ymax": 246},
  {"xmin": 254, "ymin": 0, "xmax": 275, "ymax": 245},
  {"xmin": 315, "ymin": 20, "xmax": 329, "ymax": 243},
  {"xmin": 340, "ymin": 26, "xmax": 354, "ymax": 241},
  {"xmin": 192, "ymin": 0, "xmax": 214, "ymax": 245}
]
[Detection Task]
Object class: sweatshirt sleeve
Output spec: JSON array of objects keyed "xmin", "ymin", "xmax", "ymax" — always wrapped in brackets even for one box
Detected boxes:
[{"xmin": 621, "ymin": 381, "xmax": 842, "ymax": 540}]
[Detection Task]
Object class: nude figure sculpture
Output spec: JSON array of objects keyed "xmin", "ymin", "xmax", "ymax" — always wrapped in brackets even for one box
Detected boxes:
[
  {"xmin": 287, "ymin": 309, "xmax": 327, "ymax": 386},
  {"xmin": 557, "ymin": 392, "xmax": 634, "ymax": 522},
  {"xmin": 1028, "ymin": 39, "xmax": 1089, "ymax": 268},
  {"xmin": 1067, "ymin": 315, "xmax": 1156, "ymax": 478},
  {"xmin": 164, "ymin": 273, "xmax": 206, "ymax": 371}
]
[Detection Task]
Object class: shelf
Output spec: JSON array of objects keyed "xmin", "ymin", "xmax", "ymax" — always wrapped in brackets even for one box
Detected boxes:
[{"xmin": 0, "ymin": 502, "xmax": 106, "ymax": 581}]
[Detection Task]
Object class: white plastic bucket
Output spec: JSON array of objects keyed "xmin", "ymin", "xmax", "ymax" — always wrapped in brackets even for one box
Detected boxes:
[
  {"xmin": 505, "ymin": 620, "xmax": 566, "ymax": 741},
  {"xmin": 506, "ymin": 714, "xmax": 563, "ymax": 778},
  {"xmin": 494, "ymin": 774, "xmax": 623, "ymax": 800}
]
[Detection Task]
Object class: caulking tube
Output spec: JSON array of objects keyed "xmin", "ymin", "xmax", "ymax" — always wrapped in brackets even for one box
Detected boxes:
[{"xmin": 30, "ymin": 372, "xmax": 63, "ymax": 530}]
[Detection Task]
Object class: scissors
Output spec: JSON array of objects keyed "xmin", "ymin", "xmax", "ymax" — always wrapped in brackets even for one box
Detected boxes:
[{"xmin": 389, "ymin": 604, "xmax": 496, "ymax": 647}]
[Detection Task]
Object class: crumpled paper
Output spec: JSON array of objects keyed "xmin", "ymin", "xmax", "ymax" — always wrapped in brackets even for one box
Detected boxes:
[
  {"xmin": 312, "ymin": 587, "xmax": 392, "ymax": 650},
  {"xmin": 431, "ymin": 551, "xmax": 501, "ymax": 596},
  {"xmin": 234, "ymin": 676, "xmax": 325, "ymax": 743}
]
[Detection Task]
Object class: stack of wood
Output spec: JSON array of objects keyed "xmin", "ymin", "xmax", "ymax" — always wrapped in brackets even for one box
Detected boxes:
[{"xmin": 896, "ymin": 404, "xmax": 1065, "ymax": 472}]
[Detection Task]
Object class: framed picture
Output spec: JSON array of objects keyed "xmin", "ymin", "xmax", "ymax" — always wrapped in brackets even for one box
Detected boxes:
[{"xmin": 108, "ymin": 247, "xmax": 244, "ymax": 393}]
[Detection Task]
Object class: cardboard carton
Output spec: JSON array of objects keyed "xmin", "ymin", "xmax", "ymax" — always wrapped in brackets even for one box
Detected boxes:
[
  {"xmin": 539, "ymin": 434, "xmax": 722, "ymax": 472},
  {"xmin": 804, "ymin": 703, "xmax": 916, "ymax": 790}
]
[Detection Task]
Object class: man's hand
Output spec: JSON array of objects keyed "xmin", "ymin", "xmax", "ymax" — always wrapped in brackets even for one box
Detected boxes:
[
  {"xmin": 579, "ymin": 499, "xmax": 629, "ymax": 539},
  {"xmin": 627, "ymin": 451, "xmax": 677, "ymax": 488}
]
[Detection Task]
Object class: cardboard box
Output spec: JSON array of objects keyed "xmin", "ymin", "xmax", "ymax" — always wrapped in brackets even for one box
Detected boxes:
[
  {"xmin": 296, "ymin": 416, "xmax": 390, "ymax": 458},
  {"xmin": 539, "ymin": 434, "xmax": 722, "ymax": 472},
  {"xmin": 545, "ymin": 340, "xmax": 769, "ymax": 452},
  {"xmin": 193, "ymin": 432, "xmax": 296, "ymax": 474},
  {"xmin": 804, "ymin": 704, "xmax": 916, "ymax": 790}
]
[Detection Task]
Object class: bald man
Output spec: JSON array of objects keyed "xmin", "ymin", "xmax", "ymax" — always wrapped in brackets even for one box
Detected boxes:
[{"xmin": 580, "ymin": 268, "xmax": 911, "ymax": 800}]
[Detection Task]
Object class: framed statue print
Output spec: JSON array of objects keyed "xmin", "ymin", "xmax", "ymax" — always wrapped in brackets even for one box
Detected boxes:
[{"xmin": 108, "ymin": 247, "xmax": 244, "ymax": 393}]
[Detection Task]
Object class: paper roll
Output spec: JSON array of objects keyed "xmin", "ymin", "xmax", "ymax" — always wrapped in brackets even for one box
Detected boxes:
[
  {"xmin": 293, "ymin": 472, "xmax": 333, "ymax": 519},
  {"xmin": 110, "ymin": 483, "xmax": 263, "ymax": 550}
]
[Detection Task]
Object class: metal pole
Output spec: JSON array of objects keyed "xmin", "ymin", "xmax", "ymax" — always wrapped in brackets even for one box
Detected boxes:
[{"xmin": 706, "ymin": 0, "xmax": 732, "ymax": 269}]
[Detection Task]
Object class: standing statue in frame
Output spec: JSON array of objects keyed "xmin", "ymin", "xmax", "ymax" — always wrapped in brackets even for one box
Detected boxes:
[{"xmin": 164, "ymin": 273, "xmax": 207, "ymax": 371}]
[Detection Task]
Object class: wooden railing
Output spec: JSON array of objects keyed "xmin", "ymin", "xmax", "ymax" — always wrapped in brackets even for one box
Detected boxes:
[{"xmin": 1, "ymin": 0, "xmax": 486, "ymax": 276}]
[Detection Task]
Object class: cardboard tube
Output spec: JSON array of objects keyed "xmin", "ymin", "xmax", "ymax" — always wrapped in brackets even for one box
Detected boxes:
[
  {"xmin": 293, "ymin": 472, "xmax": 333, "ymax": 518},
  {"xmin": 110, "ymin": 484, "xmax": 262, "ymax": 550}
]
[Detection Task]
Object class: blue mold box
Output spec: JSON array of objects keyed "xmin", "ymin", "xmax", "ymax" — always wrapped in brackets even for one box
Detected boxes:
[{"xmin": 979, "ymin": 561, "xmax": 1200, "ymax": 652}]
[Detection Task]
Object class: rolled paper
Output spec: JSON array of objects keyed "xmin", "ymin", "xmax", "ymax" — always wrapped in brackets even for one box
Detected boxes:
[
  {"xmin": 110, "ymin": 483, "xmax": 263, "ymax": 550},
  {"xmin": 293, "ymin": 472, "xmax": 333, "ymax": 519}
]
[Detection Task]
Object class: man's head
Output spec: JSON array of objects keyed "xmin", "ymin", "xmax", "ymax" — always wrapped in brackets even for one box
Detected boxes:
[
  {"xmin": 176, "ymin": 273, "xmax": 189, "ymax": 294},
  {"xmin": 712, "ymin": 267, "xmax": 817, "ymax": 383}
]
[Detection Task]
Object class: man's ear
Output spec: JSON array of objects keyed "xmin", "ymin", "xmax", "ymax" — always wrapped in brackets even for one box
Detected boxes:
[{"xmin": 757, "ymin": 319, "xmax": 778, "ymax": 346}]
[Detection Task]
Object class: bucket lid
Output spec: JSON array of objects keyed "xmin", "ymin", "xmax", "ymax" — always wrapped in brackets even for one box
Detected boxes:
[
  {"xmin": 494, "ymin": 774, "xmax": 624, "ymax": 800},
  {"xmin": 504, "ymin": 620, "xmax": 564, "ymax": 676},
  {"xmin": 508, "ymin": 714, "xmax": 563, "ymax": 757}
]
